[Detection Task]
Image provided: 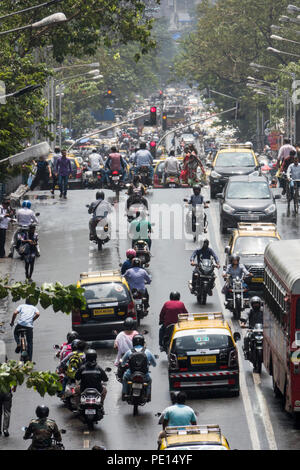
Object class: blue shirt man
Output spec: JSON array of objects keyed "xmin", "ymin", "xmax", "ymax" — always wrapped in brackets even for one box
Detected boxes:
[
  {"xmin": 190, "ymin": 240, "xmax": 220, "ymax": 266},
  {"xmin": 163, "ymin": 392, "xmax": 197, "ymax": 428},
  {"xmin": 121, "ymin": 344, "xmax": 156, "ymax": 398},
  {"xmin": 124, "ymin": 266, "xmax": 151, "ymax": 293}
]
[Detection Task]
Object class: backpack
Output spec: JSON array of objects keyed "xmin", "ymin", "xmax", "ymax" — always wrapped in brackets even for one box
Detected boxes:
[
  {"xmin": 66, "ymin": 352, "xmax": 85, "ymax": 379},
  {"xmin": 128, "ymin": 348, "xmax": 148, "ymax": 374}
]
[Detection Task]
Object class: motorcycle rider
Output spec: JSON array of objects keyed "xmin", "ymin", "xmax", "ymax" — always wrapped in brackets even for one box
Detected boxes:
[
  {"xmin": 120, "ymin": 334, "xmax": 156, "ymax": 401},
  {"xmin": 88, "ymin": 148, "xmax": 105, "ymax": 179},
  {"xmin": 279, "ymin": 149, "xmax": 296, "ymax": 195},
  {"xmin": 222, "ymin": 254, "xmax": 252, "ymax": 303},
  {"xmin": 105, "ymin": 146, "xmax": 127, "ymax": 184},
  {"xmin": 8, "ymin": 201, "xmax": 39, "ymax": 258},
  {"xmin": 133, "ymin": 142, "xmax": 154, "ymax": 181},
  {"xmin": 88, "ymin": 191, "xmax": 113, "ymax": 241},
  {"xmin": 114, "ymin": 317, "xmax": 139, "ymax": 366},
  {"xmin": 287, "ymin": 154, "xmax": 300, "ymax": 200},
  {"xmin": 187, "ymin": 186, "xmax": 209, "ymax": 234},
  {"xmin": 124, "ymin": 258, "xmax": 151, "ymax": 310},
  {"xmin": 190, "ymin": 239, "xmax": 220, "ymax": 294},
  {"xmin": 164, "ymin": 150, "xmax": 181, "ymax": 183},
  {"xmin": 56, "ymin": 331, "xmax": 79, "ymax": 361},
  {"xmin": 126, "ymin": 175, "xmax": 148, "ymax": 210},
  {"xmin": 21, "ymin": 224, "xmax": 38, "ymax": 281},
  {"xmin": 130, "ymin": 210, "xmax": 153, "ymax": 250},
  {"xmin": 241, "ymin": 296, "xmax": 263, "ymax": 360},
  {"xmin": 23, "ymin": 405, "xmax": 62, "ymax": 450},
  {"xmin": 60, "ymin": 339, "xmax": 86, "ymax": 395},
  {"xmin": 121, "ymin": 249, "xmax": 136, "ymax": 275},
  {"xmin": 159, "ymin": 292, "xmax": 188, "ymax": 350},
  {"xmin": 75, "ymin": 349, "xmax": 109, "ymax": 406}
]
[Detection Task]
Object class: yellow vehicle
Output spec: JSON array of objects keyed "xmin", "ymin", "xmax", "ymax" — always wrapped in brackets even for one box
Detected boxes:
[
  {"xmin": 72, "ymin": 270, "xmax": 136, "ymax": 341},
  {"xmin": 209, "ymin": 143, "xmax": 259, "ymax": 199},
  {"xmin": 225, "ymin": 222, "xmax": 281, "ymax": 290},
  {"xmin": 47, "ymin": 153, "xmax": 83, "ymax": 188},
  {"xmin": 159, "ymin": 425, "xmax": 230, "ymax": 450},
  {"xmin": 153, "ymin": 156, "xmax": 183, "ymax": 187},
  {"xmin": 167, "ymin": 313, "xmax": 240, "ymax": 395}
]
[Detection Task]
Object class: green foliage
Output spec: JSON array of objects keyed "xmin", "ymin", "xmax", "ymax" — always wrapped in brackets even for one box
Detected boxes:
[{"xmin": 0, "ymin": 361, "xmax": 62, "ymax": 396}]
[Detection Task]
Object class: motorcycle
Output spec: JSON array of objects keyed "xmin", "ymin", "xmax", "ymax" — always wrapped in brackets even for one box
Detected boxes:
[
  {"xmin": 131, "ymin": 288, "xmax": 148, "ymax": 326},
  {"xmin": 164, "ymin": 173, "xmax": 181, "ymax": 188},
  {"xmin": 79, "ymin": 388, "xmax": 104, "ymax": 430},
  {"xmin": 138, "ymin": 166, "xmax": 152, "ymax": 188},
  {"xmin": 82, "ymin": 164, "xmax": 103, "ymax": 189},
  {"xmin": 109, "ymin": 170, "xmax": 123, "ymax": 199},
  {"xmin": 86, "ymin": 204, "xmax": 111, "ymax": 251},
  {"xmin": 225, "ymin": 274, "xmax": 249, "ymax": 320},
  {"xmin": 125, "ymin": 371, "xmax": 150, "ymax": 416},
  {"xmin": 242, "ymin": 322, "xmax": 264, "ymax": 374},
  {"xmin": 133, "ymin": 240, "xmax": 151, "ymax": 267},
  {"xmin": 160, "ymin": 324, "xmax": 175, "ymax": 353},
  {"xmin": 189, "ymin": 257, "xmax": 216, "ymax": 305},
  {"xmin": 63, "ymin": 380, "xmax": 78, "ymax": 410},
  {"xmin": 184, "ymin": 200, "xmax": 209, "ymax": 242},
  {"xmin": 11, "ymin": 214, "xmax": 40, "ymax": 258},
  {"xmin": 22, "ymin": 426, "xmax": 66, "ymax": 450}
]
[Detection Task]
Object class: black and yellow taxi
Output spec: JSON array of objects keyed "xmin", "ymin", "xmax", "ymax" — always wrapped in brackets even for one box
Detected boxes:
[
  {"xmin": 208, "ymin": 143, "xmax": 260, "ymax": 199},
  {"xmin": 168, "ymin": 313, "xmax": 240, "ymax": 395},
  {"xmin": 159, "ymin": 425, "xmax": 230, "ymax": 451},
  {"xmin": 225, "ymin": 222, "xmax": 281, "ymax": 291},
  {"xmin": 72, "ymin": 270, "xmax": 136, "ymax": 341}
]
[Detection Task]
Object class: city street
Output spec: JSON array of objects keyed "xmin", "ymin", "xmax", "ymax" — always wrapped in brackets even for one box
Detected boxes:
[{"xmin": 1, "ymin": 185, "xmax": 299, "ymax": 450}]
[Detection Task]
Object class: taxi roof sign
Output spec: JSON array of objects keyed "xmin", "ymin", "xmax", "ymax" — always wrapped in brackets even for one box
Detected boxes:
[
  {"xmin": 80, "ymin": 270, "xmax": 121, "ymax": 280},
  {"xmin": 165, "ymin": 424, "xmax": 221, "ymax": 439},
  {"xmin": 178, "ymin": 312, "xmax": 224, "ymax": 324},
  {"xmin": 237, "ymin": 222, "xmax": 277, "ymax": 232},
  {"xmin": 219, "ymin": 143, "xmax": 252, "ymax": 149}
]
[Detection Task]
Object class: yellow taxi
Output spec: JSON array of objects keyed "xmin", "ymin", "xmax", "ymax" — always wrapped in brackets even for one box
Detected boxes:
[
  {"xmin": 225, "ymin": 222, "xmax": 281, "ymax": 291},
  {"xmin": 72, "ymin": 270, "xmax": 136, "ymax": 341},
  {"xmin": 47, "ymin": 153, "xmax": 83, "ymax": 188},
  {"xmin": 209, "ymin": 143, "xmax": 259, "ymax": 199},
  {"xmin": 159, "ymin": 425, "xmax": 230, "ymax": 450},
  {"xmin": 168, "ymin": 313, "xmax": 240, "ymax": 396}
]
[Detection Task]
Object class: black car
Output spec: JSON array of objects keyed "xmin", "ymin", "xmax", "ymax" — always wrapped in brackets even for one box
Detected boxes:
[
  {"xmin": 217, "ymin": 175, "xmax": 280, "ymax": 233},
  {"xmin": 209, "ymin": 146, "xmax": 260, "ymax": 199}
]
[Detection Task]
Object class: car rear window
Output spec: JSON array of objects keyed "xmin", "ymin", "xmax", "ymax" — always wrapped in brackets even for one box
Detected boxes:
[
  {"xmin": 215, "ymin": 152, "xmax": 255, "ymax": 168},
  {"xmin": 226, "ymin": 181, "xmax": 271, "ymax": 199},
  {"xmin": 84, "ymin": 283, "xmax": 130, "ymax": 303},
  {"xmin": 172, "ymin": 333, "xmax": 233, "ymax": 353}
]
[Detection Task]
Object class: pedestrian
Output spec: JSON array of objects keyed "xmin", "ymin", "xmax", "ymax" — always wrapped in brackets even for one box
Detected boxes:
[
  {"xmin": 30, "ymin": 156, "xmax": 51, "ymax": 191},
  {"xmin": 10, "ymin": 299, "xmax": 40, "ymax": 362},
  {"xmin": 56, "ymin": 149, "xmax": 72, "ymax": 199},
  {"xmin": 0, "ymin": 388, "xmax": 15, "ymax": 437},
  {"xmin": 50, "ymin": 146, "xmax": 61, "ymax": 196},
  {"xmin": 0, "ymin": 199, "xmax": 12, "ymax": 258}
]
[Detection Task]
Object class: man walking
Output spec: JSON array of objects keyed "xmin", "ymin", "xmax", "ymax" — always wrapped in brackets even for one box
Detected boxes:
[
  {"xmin": 56, "ymin": 150, "xmax": 72, "ymax": 199},
  {"xmin": 0, "ymin": 389, "xmax": 14, "ymax": 437},
  {"xmin": 50, "ymin": 147, "xmax": 61, "ymax": 196},
  {"xmin": 0, "ymin": 199, "xmax": 12, "ymax": 258}
]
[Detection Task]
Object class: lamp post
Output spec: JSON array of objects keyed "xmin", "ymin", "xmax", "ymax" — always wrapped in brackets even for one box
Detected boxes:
[{"xmin": 0, "ymin": 13, "xmax": 67, "ymax": 36}]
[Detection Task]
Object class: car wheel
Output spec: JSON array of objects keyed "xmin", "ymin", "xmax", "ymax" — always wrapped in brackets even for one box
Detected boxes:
[{"xmin": 210, "ymin": 186, "xmax": 217, "ymax": 199}]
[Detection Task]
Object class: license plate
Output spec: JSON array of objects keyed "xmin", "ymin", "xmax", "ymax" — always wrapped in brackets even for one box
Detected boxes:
[
  {"xmin": 85, "ymin": 409, "xmax": 96, "ymax": 415},
  {"xmin": 252, "ymin": 277, "xmax": 263, "ymax": 283},
  {"xmin": 93, "ymin": 308, "xmax": 115, "ymax": 316},
  {"xmin": 112, "ymin": 176, "xmax": 119, "ymax": 181},
  {"xmin": 132, "ymin": 383, "xmax": 143, "ymax": 389},
  {"xmin": 190, "ymin": 355, "xmax": 216, "ymax": 364},
  {"xmin": 240, "ymin": 215, "xmax": 259, "ymax": 221},
  {"xmin": 135, "ymin": 299, "xmax": 142, "ymax": 304}
]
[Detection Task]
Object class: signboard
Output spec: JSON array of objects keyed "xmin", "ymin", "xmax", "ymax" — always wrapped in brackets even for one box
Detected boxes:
[{"xmin": 268, "ymin": 131, "xmax": 281, "ymax": 151}]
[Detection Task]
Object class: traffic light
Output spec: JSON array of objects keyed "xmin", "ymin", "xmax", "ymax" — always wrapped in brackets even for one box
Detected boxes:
[
  {"xmin": 107, "ymin": 89, "xmax": 112, "ymax": 96},
  {"xmin": 162, "ymin": 112, "xmax": 167, "ymax": 131},
  {"xmin": 149, "ymin": 140, "xmax": 156, "ymax": 158},
  {"xmin": 150, "ymin": 106, "xmax": 157, "ymax": 125}
]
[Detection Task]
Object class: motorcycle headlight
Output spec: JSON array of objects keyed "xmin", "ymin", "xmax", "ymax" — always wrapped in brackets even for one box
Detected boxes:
[
  {"xmin": 223, "ymin": 203, "xmax": 235, "ymax": 214},
  {"xmin": 265, "ymin": 204, "xmax": 276, "ymax": 214},
  {"xmin": 211, "ymin": 170, "xmax": 221, "ymax": 179}
]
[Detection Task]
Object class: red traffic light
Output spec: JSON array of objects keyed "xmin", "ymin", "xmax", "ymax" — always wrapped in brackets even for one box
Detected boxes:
[
  {"xmin": 150, "ymin": 141, "xmax": 156, "ymax": 147},
  {"xmin": 150, "ymin": 106, "xmax": 157, "ymax": 113}
]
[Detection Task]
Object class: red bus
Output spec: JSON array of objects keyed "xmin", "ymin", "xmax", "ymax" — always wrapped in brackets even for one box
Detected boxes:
[{"xmin": 264, "ymin": 239, "xmax": 300, "ymax": 420}]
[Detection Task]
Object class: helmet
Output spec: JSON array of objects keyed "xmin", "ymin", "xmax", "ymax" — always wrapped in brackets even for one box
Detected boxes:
[
  {"xmin": 36, "ymin": 405, "xmax": 49, "ymax": 419},
  {"xmin": 85, "ymin": 349, "xmax": 97, "ymax": 365},
  {"xmin": 193, "ymin": 185, "xmax": 201, "ymax": 195},
  {"xmin": 132, "ymin": 334, "xmax": 145, "ymax": 347},
  {"xmin": 133, "ymin": 175, "xmax": 140, "ymax": 184},
  {"xmin": 96, "ymin": 191, "xmax": 104, "ymax": 200},
  {"xmin": 67, "ymin": 331, "xmax": 79, "ymax": 344},
  {"xmin": 132, "ymin": 258, "xmax": 141, "ymax": 268},
  {"xmin": 26, "ymin": 201, "xmax": 32, "ymax": 209},
  {"xmin": 250, "ymin": 296, "xmax": 262, "ymax": 310},
  {"xmin": 123, "ymin": 317, "xmax": 136, "ymax": 330},
  {"xmin": 22, "ymin": 200, "xmax": 28, "ymax": 208},
  {"xmin": 71, "ymin": 339, "xmax": 85, "ymax": 351},
  {"xmin": 126, "ymin": 249, "xmax": 136, "ymax": 260},
  {"xmin": 231, "ymin": 254, "xmax": 240, "ymax": 263},
  {"xmin": 170, "ymin": 291, "xmax": 180, "ymax": 301}
]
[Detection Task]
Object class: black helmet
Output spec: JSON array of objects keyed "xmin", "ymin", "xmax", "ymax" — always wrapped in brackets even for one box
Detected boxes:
[
  {"xmin": 132, "ymin": 334, "xmax": 145, "ymax": 347},
  {"xmin": 231, "ymin": 254, "xmax": 240, "ymax": 263},
  {"xmin": 250, "ymin": 296, "xmax": 262, "ymax": 310},
  {"xmin": 132, "ymin": 257, "xmax": 141, "ymax": 268},
  {"xmin": 67, "ymin": 331, "xmax": 79, "ymax": 344},
  {"xmin": 203, "ymin": 239, "xmax": 209, "ymax": 247},
  {"xmin": 193, "ymin": 185, "xmax": 201, "ymax": 195},
  {"xmin": 96, "ymin": 191, "xmax": 104, "ymax": 200},
  {"xmin": 170, "ymin": 291, "xmax": 180, "ymax": 301},
  {"xmin": 133, "ymin": 175, "xmax": 140, "ymax": 184},
  {"xmin": 71, "ymin": 339, "xmax": 86, "ymax": 351},
  {"xmin": 123, "ymin": 317, "xmax": 136, "ymax": 330},
  {"xmin": 36, "ymin": 405, "xmax": 49, "ymax": 419},
  {"xmin": 86, "ymin": 349, "xmax": 97, "ymax": 365}
]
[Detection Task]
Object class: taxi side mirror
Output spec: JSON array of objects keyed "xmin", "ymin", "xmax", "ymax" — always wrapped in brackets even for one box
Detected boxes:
[
  {"xmin": 225, "ymin": 246, "xmax": 230, "ymax": 254},
  {"xmin": 233, "ymin": 332, "xmax": 241, "ymax": 342}
]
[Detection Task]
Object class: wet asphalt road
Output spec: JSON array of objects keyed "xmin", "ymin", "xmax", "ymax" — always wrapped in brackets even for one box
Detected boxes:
[{"xmin": 0, "ymin": 183, "xmax": 300, "ymax": 451}]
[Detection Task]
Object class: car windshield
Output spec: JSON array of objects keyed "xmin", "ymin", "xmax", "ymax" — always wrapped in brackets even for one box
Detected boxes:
[
  {"xmin": 172, "ymin": 333, "xmax": 233, "ymax": 353},
  {"xmin": 215, "ymin": 152, "xmax": 255, "ymax": 168},
  {"xmin": 226, "ymin": 181, "xmax": 271, "ymax": 199},
  {"xmin": 234, "ymin": 236, "xmax": 278, "ymax": 255},
  {"xmin": 84, "ymin": 283, "xmax": 130, "ymax": 303}
]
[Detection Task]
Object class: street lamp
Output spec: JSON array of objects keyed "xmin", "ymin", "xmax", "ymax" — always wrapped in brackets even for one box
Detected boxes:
[
  {"xmin": 287, "ymin": 4, "xmax": 300, "ymax": 14},
  {"xmin": 0, "ymin": 12, "xmax": 67, "ymax": 36},
  {"xmin": 53, "ymin": 62, "xmax": 100, "ymax": 73},
  {"xmin": 267, "ymin": 46, "xmax": 300, "ymax": 59},
  {"xmin": 0, "ymin": 0, "xmax": 65, "ymax": 21},
  {"xmin": 0, "ymin": 84, "xmax": 41, "ymax": 104},
  {"xmin": 279, "ymin": 15, "xmax": 300, "ymax": 24},
  {"xmin": 270, "ymin": 34, "xmax": 300, "ymax": 46}
]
